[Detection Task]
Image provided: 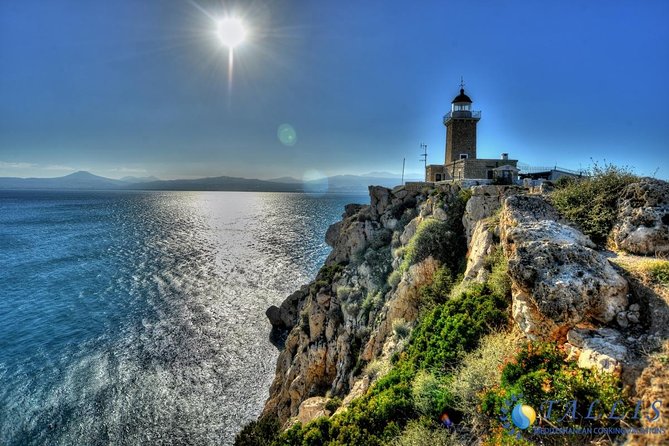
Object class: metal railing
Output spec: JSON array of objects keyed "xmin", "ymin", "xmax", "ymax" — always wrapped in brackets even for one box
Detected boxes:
[
  {"xmin": 517, "ymin": 163, "xmax": 586, "ymax": 176},
  {"xmin": 443, "ymin": 110, "xmax": 481, "ymax": 124}
]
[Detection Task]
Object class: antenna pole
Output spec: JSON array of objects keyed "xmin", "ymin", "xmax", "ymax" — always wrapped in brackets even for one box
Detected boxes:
[
  {"xmin": 419, "ymin": 142, "xmax": 428, "ymax": 181},
  {"xmin": 401, "ymin": 158, "xmax": 406, "ymax": 185}
]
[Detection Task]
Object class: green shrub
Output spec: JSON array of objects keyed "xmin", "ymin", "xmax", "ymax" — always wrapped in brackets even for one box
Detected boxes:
[
  {"xmin": 647, "ymin": 260, "xmax": 669, "ymax": 285},
  {"xmin": 317, "ymin": 263, "xmax": 344, "ymax": 283},
  {"xmin": 482, "ymin": 343, "xmax": 627, "ymax": 431},
  {"xmin": 365, "ymin": 358, "xmax": 391, "ymax": 381},
  {"xmin": 484, "ymin": 246, "xmax": 511, "ymax": 298},
  {"xmin": 387, "ymin": 270, "xmax": 402, "ymax": 288},
  {"xmin": 234, "ymin": 416, "xmax": 280, "ymax": 446},
  {"xmin": 393, "ymin": 418, "xmax": 464, "ymax": 446},
  {"xmin": 403, "ymin": 219, "xmax": 465, "ymax": 273},
  {"xmin": 392, "ymin": 318, "xmax": 411, "ymax": 339},
  {"xmin": 411, "ymin": 371, "xmax": 452, "ymax": 418},
  {"xmin": 551, "ymin": 163, "xmax": 637, "ymax": 245},
  {"xmin": 325, "ymin": 397, "xmax": 343, "ymax": 413},
  {"xmin": 419, "ymin": 266, "xmax": 455, "ymax": 307},
  {"xmin": 361, "ymin": 292, "xmax": 384, "ymax": 319},
  {"xmin": 407, "ymin": 283, "xmax": 509, "ymax": 372},
  {"xmin": 449, "ymin": 332, "xmax": 517, "ymax": 433}
]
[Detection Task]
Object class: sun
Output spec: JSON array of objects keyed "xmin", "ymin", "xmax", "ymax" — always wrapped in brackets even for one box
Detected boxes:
[{"xmin": 217, "ymin": 17, "xmax": 247, "ymax": 49}]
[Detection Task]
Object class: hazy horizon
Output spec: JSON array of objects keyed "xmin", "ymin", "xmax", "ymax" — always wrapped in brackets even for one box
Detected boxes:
[{"xmin": 1, "ymin": 1, "xmax": 668, "ymax": 180}]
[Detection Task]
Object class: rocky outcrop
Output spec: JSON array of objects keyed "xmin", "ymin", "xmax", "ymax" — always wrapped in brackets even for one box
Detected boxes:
[
  {"xmin": 263, "ymin": 185, "xmax": 463, "ymax": 425},
  {"xmin": 464, "ymin": 219, "xmax": 496, "ymax": 283},
  {"xmin": 261, "ymin": 179, "xmax": 667, "ymax": 435},
  {"xmin": 566, "ymin": 327, "xmax": 628, "ymax": 374},
  {"xmin": 500, "ymin": 195, "xmax": 629, "ymax": 340},
  {"xmin": 463, "ymin": 185, "xmax": 520, "ymax": 244},
  {"xmin": 295, "ymin": 397, "xmax": 332, "ymax": 425},
  {"xmin": 613, "ymin": 178, "xmax": 669, "ymax": 256}
]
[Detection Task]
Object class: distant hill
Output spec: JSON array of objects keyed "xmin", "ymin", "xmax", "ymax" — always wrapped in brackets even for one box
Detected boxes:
[
  {"xmin": 119, "ymin": 175, "xmax": 161, "ymax": 183},
  {"xmin": 0, "ymin": 171, "xmax": 127, "ymax": 190},
  {"xmin": 0, "ymin": 171, "xmax": 417, "ymax": 193},
  {"xmin": 127, "ymin": 176, "xmax": 304, "ymax": 192}
]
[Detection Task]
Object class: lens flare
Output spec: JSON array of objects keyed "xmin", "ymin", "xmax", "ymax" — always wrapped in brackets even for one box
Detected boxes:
[
  {"xmin": 302, "ymin": 170, "xmax": 328, "ymax": 195},
  {"xmin": 277, "ymin": 124, "xmax": 297, "ymax": 146}
]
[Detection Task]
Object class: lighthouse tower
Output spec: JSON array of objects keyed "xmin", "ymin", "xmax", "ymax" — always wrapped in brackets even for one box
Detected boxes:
[
  {"xmin": 444, "ymin": 86, "xmax": 481, "ymax": 164},
  {"xmin": 424, "ymin": 80, "xmax": 518, "ymax": 183}
]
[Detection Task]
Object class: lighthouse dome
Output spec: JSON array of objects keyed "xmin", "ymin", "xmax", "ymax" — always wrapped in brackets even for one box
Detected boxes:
[{"xmin": 452, "ymin": 88, "xmax": 472, "ymax": 104}]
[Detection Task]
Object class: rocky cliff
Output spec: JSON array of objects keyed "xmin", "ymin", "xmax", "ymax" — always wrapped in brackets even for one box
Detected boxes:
[{"xmin": 251, "ymin": 177, "xmax": 669, "ymax": 445}]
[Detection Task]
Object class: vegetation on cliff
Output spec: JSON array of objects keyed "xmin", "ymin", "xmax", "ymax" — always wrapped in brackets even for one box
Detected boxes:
[
  {"xmin": 239, "ymin": 174, "xmax": 669, "ymax": 446},
  {"xmin": 551, "ymin": 164, "xmax": 637, "ymax": 245}
]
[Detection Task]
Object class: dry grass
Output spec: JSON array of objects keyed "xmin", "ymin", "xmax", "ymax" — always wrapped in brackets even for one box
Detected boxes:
[{"xmin": 609, "ymin": 254, "xmax": 669, "ymax": 287}]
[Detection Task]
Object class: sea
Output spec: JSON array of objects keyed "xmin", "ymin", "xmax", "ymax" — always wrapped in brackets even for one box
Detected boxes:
[{"xmin": 0, "ymin": 190, "xmax": 366, "ymax": 446}]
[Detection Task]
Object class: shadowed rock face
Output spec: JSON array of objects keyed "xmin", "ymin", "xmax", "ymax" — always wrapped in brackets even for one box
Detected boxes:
[
  {"xmin": 613, "ymin": 178, "xmax": 669, "ymax": 255},
  {"xmin": 501, "ymin": 195, "xmax": 628, "ymax": 340}
]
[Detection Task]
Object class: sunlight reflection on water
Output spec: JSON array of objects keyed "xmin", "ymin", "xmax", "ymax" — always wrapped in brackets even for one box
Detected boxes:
[{"xmin": 0, "ymin": 190, "xmax": 365, "ymax": 445}]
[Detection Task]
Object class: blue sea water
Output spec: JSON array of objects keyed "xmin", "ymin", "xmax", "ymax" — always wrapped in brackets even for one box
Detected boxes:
[{"xmin": 0, "ymin": 190, "xmax": 365, "ymax": 445}]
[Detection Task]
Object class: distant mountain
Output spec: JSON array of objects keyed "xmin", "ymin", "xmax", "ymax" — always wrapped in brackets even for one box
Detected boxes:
[
  {"xmin": 267, "ymin": 176, "xmax": 302, "ymax": 184},
  {"xmin": 0, "ymin": 171, "xmax": 417, "ymax": 193},
  {"xmin": 0, "ymin": 171, "xmax": 127, "ymax": 190},
  {"xmin": 119, "ymin": 175, "xmax": 161, "ymax": 183},
  {"xmin": 125, "ymin": 176, "xmax": 304, "ymax": 192},
  {"xmin": 320, "ymin": 175, "xmax": 420, "ymax": 192}
]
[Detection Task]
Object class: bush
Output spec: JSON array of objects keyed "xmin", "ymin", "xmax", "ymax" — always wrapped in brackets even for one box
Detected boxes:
[
  {"xmin": 234, "ymin": 416, "xmax": 280, "ymax": 446},
  {"xmin": 403, "ymin": 219, "xmax": 465, "ymax": 273},
  {"xmin": 449, "ymin": 332, "xmax": 518, "ymax": 433},
  {"xmin": 407, "ymin": 283, "xmax": 510, "ymax": 372},
  {"xmin": 551, "ymin": 163, "xmax": 637, "ymax": 245},
  {"xmin": 365, "ymin": 358, "xmax": 392, "ymax": 381},
  {"xmin": 393, "ymin": 418, "xmax": 464, "ymax": 446},
  {"xmin": 482, "ymin": 343, "xmax": 627, "ymax": 433},
  {"xmin": 484, "ymin": 246, "xmax": 511, "ymax": 298},
  {"xmin": 392, "ymin": 318, "xmax": 411, "ymax": 339},
  {"xmin": 387, "ymin": 270, "xmax": 402, "ymax": 288},
  {"xmin": 317, "ymin": 263, "xmax": 344, "ymax": 283},
  {"xmin": 325, "ymin": 397, "xmax": 342, "ymax": 413},
  {"xmin": 419, "ymin": 266, "xmax": 455, "ymax": 307},
  {"xmin": 411, "ymin": 371, "xmax": 452, "ymax": 418},
  {"xmin": 647, "ymin": 259, "xmax": 669, "ymax": 285}
]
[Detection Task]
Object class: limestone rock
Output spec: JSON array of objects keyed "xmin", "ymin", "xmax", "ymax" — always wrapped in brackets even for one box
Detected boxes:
[
  {"xmin": 295, "ymin": 397, "xmax": 331, "ymax": 425},
  {"xmin": 613, "ymin": 178, "xmax": 669, "ymax": 255},
  {"xmin": 463, "ymin": 185, "xmax": 520, "ymax": 244},
  {"xmin": 464, "ymin": 219, "xmax": 496, "ymax": 283},
  {"xmin": 501, "ymin": 195, "xmax": 628, "ymax": 340},
  {"xmin": 566, "ymin": 327, "xmax": 627, "ymax": 374},
  {"xmin": 369, "ymin": 185, "xmax": 391, "ymax": 218}
]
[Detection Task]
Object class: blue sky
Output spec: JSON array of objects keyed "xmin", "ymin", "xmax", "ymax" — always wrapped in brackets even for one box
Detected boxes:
[{"xmin": 1, "ymin": 0, "xmax": 668, "ymax": 180}]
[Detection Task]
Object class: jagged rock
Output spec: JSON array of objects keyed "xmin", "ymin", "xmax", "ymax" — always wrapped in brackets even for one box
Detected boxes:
[
  {"xmin": 325, "ymin": 217, "xmax": 381, "ymax": 264},
  {"xmin": 501, "ymin": 195, "xmax": 628, "ymax": 340},
  {"xmin": 613, "ymin": 178, "xmax": 669, "ymax": 255},
  {"xmin": 463, "ymin": 185, "xmax": 520, "ymax": 244},
  {"xmin": 400, "ymin": 217, "xmax": 420, "ymax": 245},
  {"xmin": 361, "ymin": 259, "xmax": 436, "ymax": 361},
  {"xmin": 344, "ymin": 203, "xmax": 364, "ymax": 218},
  {"xmin": 464, "ymin": 219, "xmax": 496, "ymax": 282},
  {"xmin": 295, "ymin": 397, "xmax": 331, "ymax": 425},
  {"xmin": 369, "ymin": 186, "xmax": 391, "ymax": 218},
  {"xmin": 566, "ymin": 328, "xmax": 627, "ymax": 374}
]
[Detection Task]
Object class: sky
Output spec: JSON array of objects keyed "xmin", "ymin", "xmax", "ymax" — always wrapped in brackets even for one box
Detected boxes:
[{"xmin": 1, "ymin": 0, "xmax": 668, "ymax": 180}]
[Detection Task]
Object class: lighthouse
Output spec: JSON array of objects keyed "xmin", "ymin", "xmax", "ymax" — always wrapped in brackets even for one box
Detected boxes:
[
  {"xmin": 425, "ymin": 81, "xmax": 518, "ymax": 184},
  {"xmin": 444, "ymin": 87, "xmax": 481, "ymax": 164}
]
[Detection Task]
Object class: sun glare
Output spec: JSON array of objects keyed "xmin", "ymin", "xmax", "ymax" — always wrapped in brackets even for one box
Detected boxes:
[{"xmin": 217, "ymin": 17, "xmax": 247, "ymax": 49}]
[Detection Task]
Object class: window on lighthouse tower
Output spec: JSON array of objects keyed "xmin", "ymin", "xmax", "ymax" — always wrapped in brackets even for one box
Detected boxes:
[{"xmin": 452, "ymin": 103, "xmax": 471, "ymax": 112}]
